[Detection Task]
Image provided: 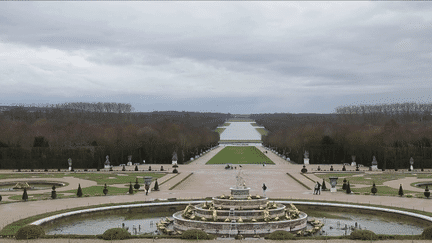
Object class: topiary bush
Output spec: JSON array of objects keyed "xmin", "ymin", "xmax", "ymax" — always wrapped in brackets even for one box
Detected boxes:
[
  {"xmin": 425, "ymin": 185, "xmax": 430, "ymax": 199},
  {"xmin": 371, "ymin": 182, "xmax": 378, "ymax": 195},
  {"xmin": 181, "ymin": 229, "xmax": 214, "ymax": 240},
  {"xmin": 265, "ymin": 230, "xmax": 295, "ymax": 240},
  {"xmin": 15, "ymin": 225, "xmax": 45, "ymax": 240},
  {"xmin": 422, "ymin": 226, "xmax": 432, "ymax": 239},
  {"xmin": 301, "ymin": 165, "xmax": 307, "ymax": 173},
  {"xmin": 101, "ymin": 228, "xmax": 131, "ymax": 240},
  {"xmin": 173, "ymin": 168, "xmax": 178, "ymax": 173},
  {"xmin": 0, "ymin": 194, "xmax": 2, "ymax": 201},
  {"xmin": 22, "ymin": 188, "xmax": 28, "ymax": 201},
  {"xmin": 399, "ymin": 184, "xmax": 404, "ymax": 197},
  {"xmin": 77, "ymin": 184, "xmax": 83, "ymax": 197},
  {"xmin": 350, "ymin": 230, "xmax": 378, "ymax": 240}
]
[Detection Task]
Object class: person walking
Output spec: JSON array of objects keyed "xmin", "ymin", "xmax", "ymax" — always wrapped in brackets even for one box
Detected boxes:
[
  {"xmin": 314, "ymin": 182, "xmax": 319, "ymax": 195},
  {"xmin": 262, "ymin": 183, "xmax": 267, "ymax": 197},
  {"xmin": 317, "ymin": 182, "xmax": 321, "ymax": 195}
]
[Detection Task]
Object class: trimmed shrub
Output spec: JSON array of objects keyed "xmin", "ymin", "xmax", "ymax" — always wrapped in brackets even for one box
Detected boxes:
[
  {"xmin": 422, "ymin": 226, "xmax": 432, "ymax": 239},
  {"xmin": 15, "ymin": 225, "xmax": 45, "ymax": 240},
  {"xmin": 77, "ymin": 184, "xmax": 83, "ymax": 197},
  {"xmin": 265, "ymin": 230, "xmax": 295, "ymax": 240},
  {"xmin": 103, "ymin": 184, "xmax": 108, "ymax": 196},
  {"xmin": 425, "ymin": 185, "xmax": 430, "ymax": 199},
  {"xmin": 181, "ymin": 229, "xmax": 214, "ymax": 240},
  {"xmin": 22, "ymin": 188, "xmax": 28, "ymax": 201},
  {"xmin": 101, "ymin": 228, "xmax": 131, "ymax": 240},
  {"xmin": 122, "ymin": 165, "xmax": 126, "ymax": 171},
  {"xmin": 399, "ymin": 184, "xmax": 404, "ymax": 197},
  {"xmin": 342, "ymin": 178, "xmax": 347, "ymax": 190},
  {"xmin": 321, "ymin": 179, "xmax": 327, "ymax": 191},
  {"xmin": 371, "ymin": 182, "xmax": 377, "ymax": 195},
  {"xmin": 350, "ymin": 230, "xmax": 378, "ymax": 240},
  {"xmin": 153, "ymin": 179, "xmax": 159, "ymax": 191},
  {"xmin": 51, "ymin": 185, "xmax": 57, "ymax": 199},
  {"xmin": 301, "ymin": 165, "xmax": 307, "ymax": 173},
  {"xmin": 346, "ymin": 181, "xmax": 351, "ymax": 194},
  {"xmin": 134, "ymin": 165, "xmax": 138, "ymax": 171},
  {"xmin": 0, "ymin": 195, "xmax": 2, "ymax": 201},
  {"xmin": 129, "ymin": 182, "xmax": 134, "ymax": 195},
  {"xmin": 134, "ymin": 178, "xmax": 140, "ymax": 190},
  {"xmin": 173, "ymin": 168, "xmax": 178, "ymax": 173},
  {"xmin": 342, "ymin": 165, "xmax": 346, "ymax": 171}
]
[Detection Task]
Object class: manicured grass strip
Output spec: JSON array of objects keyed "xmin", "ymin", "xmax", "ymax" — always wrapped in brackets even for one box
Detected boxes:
[
  {"xmin": 159, "ymin": 173, "xmax": 180, "ymax": 186},
  {"xmin": 250, "ymin": 123, "xmax": 259, "ymax": 126},
  {"xmin": 215, "ymin": 127, "xmax": 226, "ymax": 135},
  {"xmin": 300, "ymin": 173, "xmax": 316, "ymax": 183},
  {"xmin": 227, "ymin": 119, "xmax": 254, "ymax": 122},
  {"xmin": 169, "ymin": 173, "xmax": 194, "ymax": 190},
  {"xmin": 219, "ymin": 140, "xmax": 262, "ymax": 143},
  {"xmin": 0, "ymin": 172, "xmax": 165, "ymax": 186},
  {"xmin": 255, "ymin": 128, "xmax": 268, "ymax": 136},
  {"xmin": 314, "ymin": 172, "xmax": 416, "ymax": 186},
  {"xmin": 222, "ymin": 123, "xmax": 231, "ymax": 126},
  {"xmin": 351, "ymin": 185, "xmax": 420, "ymax": 197},
  {"xmin": 206, "ymin": 146, "xmax": 273, "ymax": 165},
  {"xmin": 287, "ymin": 173, "xmax": 311, "ymax": 190}
]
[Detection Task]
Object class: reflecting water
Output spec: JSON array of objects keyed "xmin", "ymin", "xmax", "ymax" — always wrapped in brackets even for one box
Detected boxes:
[
  {"xmin": 45, "ymin": 212, "xmax": 424, "ymax": 236},
  {"xmin": 313, "ymin": 214, "xmax": 423, "ymax": 236},
  {"xmin": 46, "ymin": 216, "xmax": 167, "ymax": 235}
]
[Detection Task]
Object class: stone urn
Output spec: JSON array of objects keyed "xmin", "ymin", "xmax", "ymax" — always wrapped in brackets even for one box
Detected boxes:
[{"xmin": 329, "ymin": 177, "xmax": 338, "ymax": 193}]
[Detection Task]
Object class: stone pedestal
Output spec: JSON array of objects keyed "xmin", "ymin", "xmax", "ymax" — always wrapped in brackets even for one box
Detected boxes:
[
  {"xmin": 304, "ymin": 158, "xmax": 309, "ymax": 165},
  {"xmin": 371, "ymin": 165, "xmax": 378, "ymax": 170},
  {"xmin": 351, "ymin": 162, "xmax": 356, "ymax": 167},
  {"xmin": 230, "ymin": 187, "xmax": 250, "ymax": 199},
  {"xmin": 68, "ymin": 167, "xmax": 72, "ymax": 171},
  {"xmin": 330, "ymin": 187, "xmax": 337, "ymax": 193},
  {"xmin": 104, "ymin": 165, "xmax": 110, "ymax": 169},
  {"xmin": 410, "ymin": 165, "xmax": 413, "ymax": 171}
]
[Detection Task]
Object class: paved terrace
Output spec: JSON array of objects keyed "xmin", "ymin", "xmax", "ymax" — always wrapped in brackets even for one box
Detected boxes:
[{"xmin": 1, "ymin": 146, "xmax": 432, "ymax": 242}]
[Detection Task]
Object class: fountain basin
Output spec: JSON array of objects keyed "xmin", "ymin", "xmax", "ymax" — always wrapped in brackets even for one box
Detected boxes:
[{"xmin": 173, "ymin": 211, "xmax": 307, "ymax": 236}]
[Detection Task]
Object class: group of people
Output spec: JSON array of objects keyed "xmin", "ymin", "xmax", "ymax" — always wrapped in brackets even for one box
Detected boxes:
[{"xmin": 313, "ymin": 182, "xmax": 321, "ymax": 195}]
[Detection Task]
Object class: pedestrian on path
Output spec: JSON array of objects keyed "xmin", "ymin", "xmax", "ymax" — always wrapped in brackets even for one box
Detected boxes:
[
  {"xmin": 317, "ymin": 182, "xmax": 321, "ymax": 195},
  {"xmin": 262, "ymin": 183, "xmax": 267, "ymax": 197}
]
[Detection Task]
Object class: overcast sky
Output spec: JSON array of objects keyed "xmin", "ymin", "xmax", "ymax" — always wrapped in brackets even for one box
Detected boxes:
[{"xmin": 1, "ymin": 2, "xmax": 432, "ymax": 114}]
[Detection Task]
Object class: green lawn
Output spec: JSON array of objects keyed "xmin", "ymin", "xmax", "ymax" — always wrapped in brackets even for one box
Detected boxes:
[
  {"xmin": 0, "ymin": 172, "xmax": 165, "ymax": 186},
  {"xmin": 315, "ymin": 173, "xmax": 416, "ymax": 186},
  {"xmin": 255, "ymin": 128, "xmax": 268, "ymax": 136},
  {"xmin": 222, "ymin": 123, "xmax": 231, "ymax": 126},
  {"xmin": 215, "ymin": 127, "xmax": 226, "ymax": 135},
  {"xmin": 206, "ymin": 146, "xmax": 274, "ymax": 164}
]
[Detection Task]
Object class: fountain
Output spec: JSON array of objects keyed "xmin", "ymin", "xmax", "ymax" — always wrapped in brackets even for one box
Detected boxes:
[{"xmin": 173, "ymin": 170, "xmax": 307, "ymax": 237}]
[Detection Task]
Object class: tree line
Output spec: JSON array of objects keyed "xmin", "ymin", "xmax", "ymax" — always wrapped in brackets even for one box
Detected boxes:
[
  {"xmin": 0, "ymin": 105, "xmax": 228, "ymax": 169},
  {"xmin": 254, "ymin": 102, "xmax": 432, "ymax": 170}
]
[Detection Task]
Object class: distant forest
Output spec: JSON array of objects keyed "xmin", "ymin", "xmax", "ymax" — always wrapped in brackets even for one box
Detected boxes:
[
  {"xmin": 254, "ymin": 102, "xmax": 432, "ymax": 170},
  {"xmin": 2, "ymin": 102, "xmax": 432, "ymax": 170},
  {"xmin": 0, "ymin": 103, "xmax": 229, "ymax": 169}
]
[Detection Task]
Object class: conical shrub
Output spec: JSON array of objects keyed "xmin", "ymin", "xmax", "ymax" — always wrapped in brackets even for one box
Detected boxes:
[
  {"xmin": 77, "ymin": 184, "xmax": 83, "ymax": 197},
  {"xmin": 22, "ymin": 188, "xmax": 28, "ymax": 201},
  {"xmin": 398, "ymin": 184, "xmax": 404, "ymax": 197}
]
